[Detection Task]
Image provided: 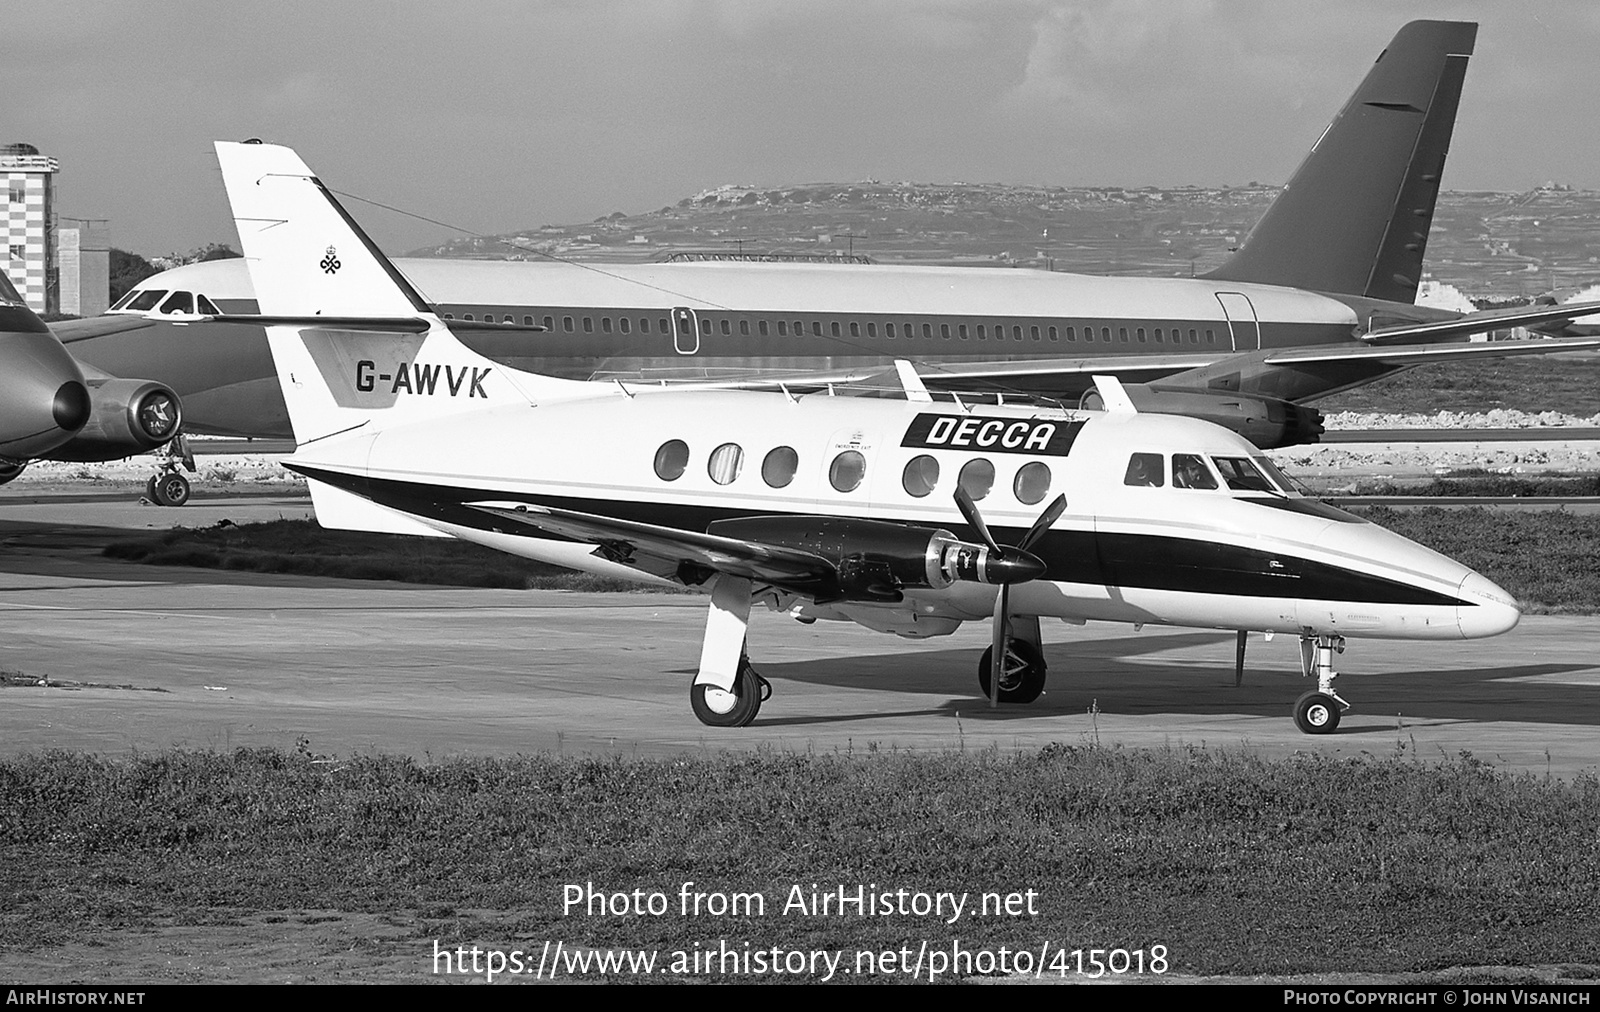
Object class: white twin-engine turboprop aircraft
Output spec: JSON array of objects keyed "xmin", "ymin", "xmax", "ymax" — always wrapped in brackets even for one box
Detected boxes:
[{"xmin": 216, "ymin": 140, "xmax": 1521, "ymax": 735}]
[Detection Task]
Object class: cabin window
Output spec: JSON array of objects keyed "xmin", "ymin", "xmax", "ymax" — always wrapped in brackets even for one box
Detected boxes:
[
  {"xmin": 1205, "ymin": 329, "xmax": 1215, "ymax": 343},
  {"xmin": 635, "ymin": 317, "xmax": 646, "ymax": 333},
  {"xmin": 1136, "ymin": 328, "xmax": 1146, "ymax": 343},
  {"xmin": 1101, "ymin": 327, "xmax": 1112, "ymax": 342},
  {"xmin": 1188, "ymin": 329, "xmax": 1197, "ymax": 343},
  {"xmin": 831, "ymin": 322, "xmax": 841, "ymax": 337},
  {"xmin": 794, "ymin": 320, "xmax": 803, "ymax": 335},
  {"xmin": 1154, "ymin": 328, "xmax": 1163, "ymax": 343},
  {"xmin": 707, "ymin": 443, "xmax": 744, "ymax": 485},
  {"xmin": 1172, "ymin": 453, "xmax": 1219, "ymax": 490},
  {"xmin": 563, "ymin": 316, "xmax": 573, "ymax": 332},
  {"xmin": 958, "ymin": 458, "xmax": 995, "ymax": 501},
  {"xmin": 977, "ymin": 325, "xmax": 986, "ymax": 340},
  {"xmin": 463, "ymin": 314, "xmax": 475, "ymax": 322},
  {"xmin": 1119, "ymin": 328, "xmax": 1128, "ymax": 342},
  {"xmin": 720, "ymin": 319, "xmax": 731, "ymax": 335},
  {"xmin": 959, "ymin": 325, "xmax": 969, "ymax": 340},
  {"xmin": 886, "ymin": 323, "xmax": 896, "ymax": 339},
  {"xmin": 700, "ymin": 318, "xmax": 712, "ymax": 335},
  {"xmin": 523, "ymin": 316, "xmax": 534, "ymax": 326},
  {"xmin": 1013, "ymin": 325, "xmax": 1023, "ymax": 341},
  {"xmin": 812, "ymin": 321, "xmax": 822, "ymax": 336},
  {"xmin": 1124, "ymin": 453, "xmax": 1164, "ymax": 488},
  {"xmin": 923, "ymin": 323, "xmax": 933, "ymax": 339},
  {"xmin": 759, "ymin": 320, "xmax": 769, "ymax": 336},
  {"xmin": 941, "ymin": 324, "xmax": 951, "ymax": 339},
  {"xmin": 740, "ymin": 320, "xmax": 749, "ymax": 336},
  {"xmin": 902, "ymin": 455, "xmax": 939, "ymax": 498},
  {"xmin": 761, "ymin": 446, "xmax": 799, "ymax": 488},
  {"xmin": 867, "ymin": 322, "xmax": 877, "ymax": 337},
  {"xmin": 778, "ymin": 321, "xmax": 788, "ymax": 336},
  {"xmin": 654, "ymin": 440, "xmax": 690, "ymax": 481},
  {"xmin": 620, "ymin": 317, "xmax": 630, "ymax": 333},
  {"xmin": 1013, "ymin": 461, "xmax": 1052, "ymax": 505},
  {"xmin": 1031, "ymin": 326, "xmax": 1040, "ymax": 341},
  {"xmin": 504, "ymin": 315, "xmax": 514, "ymax": 324},
  {"xmin": 829, "ymin": 451, "xmax": 867, "ymax": 493},
  {"xmin": 584, "ymin": 317, "xmax": 593, "ymax": 333},
  {"xmin": 443, "ymin": 313, "xmax": 455, "ymax": 320},
  {"xmin": 658, "ymin": 318, "xmax": 669, "ymax": 333},
  {"xmin": 850, "ymin": 322, "xmax": 860, "ymax": 337},
  {"xmin": 543, "ymin": 316, "xmax": 554, "ymax": 330},
  {"xmin": 602, "ymin": 317, "xmax": 613, "ymax": 333}
]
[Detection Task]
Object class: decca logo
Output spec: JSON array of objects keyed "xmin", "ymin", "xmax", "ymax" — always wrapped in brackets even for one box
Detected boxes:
[{"xmin": 900, "ymin": 413, "xmax": 1081, "ymax": 456}]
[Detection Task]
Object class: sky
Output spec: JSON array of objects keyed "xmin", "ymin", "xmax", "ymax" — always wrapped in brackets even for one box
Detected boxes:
[{"xmin": 8, "ymin": 1, "xmax": 1599, "ymax": 256}]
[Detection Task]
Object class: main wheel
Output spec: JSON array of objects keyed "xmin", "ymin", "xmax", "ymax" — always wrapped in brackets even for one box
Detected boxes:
[
  {"xmin": 977, "ymin": 638, "xmax": 1048, "ymax": 704},
  {"xmin": 151, "ymin": 472, "xmax": 191, "ymax": 507},
  {"xmin": 1293, "ymin": 691, "xmax": 1341, "ymax": 734},
  {"xmin": 690, "ymin": 663, "xmax": 763, "ymax": 727}
]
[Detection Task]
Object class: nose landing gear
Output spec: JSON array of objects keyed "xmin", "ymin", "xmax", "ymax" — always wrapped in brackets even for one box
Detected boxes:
[{"xmin": 1293, "ymin": 633, "xmax": 1349, "ymax": 734}]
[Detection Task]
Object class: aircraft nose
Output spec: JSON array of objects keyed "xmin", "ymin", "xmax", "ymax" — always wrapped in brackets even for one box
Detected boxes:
[
  {"xmin": 1457, "ymin": 571, "xmax": 1520, "ymax": 639},
  {"xmin": 0, "ymin": 328, "xmax": 89, "ymax": 460}
]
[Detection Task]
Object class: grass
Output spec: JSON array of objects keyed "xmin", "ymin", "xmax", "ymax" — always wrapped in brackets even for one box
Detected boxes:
[
  {"xmin": 1336, "ymin": 472, "xmax": 1600, "ymax": 498},
  {"xmin": 2, "ymin": 746, "xmax": 1598, "ymax": 977},
  {"xmin": 1315, "ymin": 356, "xmax": 1600, "ymax": 416}
]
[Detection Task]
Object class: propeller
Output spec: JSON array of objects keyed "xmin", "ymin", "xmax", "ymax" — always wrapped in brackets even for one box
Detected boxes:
[
  {"xmin": 1235, "ymin": 630, "xmax": 1248, "ymax": 687},
  {"xmin": 954, "ymin": 487, "xmax": 1067, "ymax": 707}
]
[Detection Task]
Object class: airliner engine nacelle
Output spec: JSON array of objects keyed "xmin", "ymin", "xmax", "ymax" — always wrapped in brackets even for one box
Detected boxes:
[
  {"xmin": 42, "ymin": 378, "xmax": 183, "ymax": 463},
  {"xmin": 1080, "ymin": 383, "xmax": 1325, "ymax": 449},
  {"xmin": 708, "ymin": 516, "xmax": 1045, "ymax": 602}
]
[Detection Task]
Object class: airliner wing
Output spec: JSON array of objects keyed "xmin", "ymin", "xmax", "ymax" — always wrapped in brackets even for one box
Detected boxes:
[
  {"xmin": 1263, "ymin": 334, "xmax": 1600, "ymax": 366},
  {"xmin": 1359, "ymin": 300, "xmax": 1600, "ymax": 342}
]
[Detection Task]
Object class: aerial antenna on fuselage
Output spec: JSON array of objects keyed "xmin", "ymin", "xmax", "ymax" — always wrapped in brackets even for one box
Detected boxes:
[{"xmin": 1091, "ymin": 375, "xmax": 1138, "ymax": 414}]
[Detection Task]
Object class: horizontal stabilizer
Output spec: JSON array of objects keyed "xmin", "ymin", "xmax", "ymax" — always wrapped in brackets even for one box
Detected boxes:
[{"xmin": 1265, "ymin": 335, "xmax": 1600, "ymax": 367}]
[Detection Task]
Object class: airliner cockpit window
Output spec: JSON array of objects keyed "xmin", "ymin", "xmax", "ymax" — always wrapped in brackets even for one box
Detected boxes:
[
  {"xmin": 125, "ymin": 289, "xmax": 167, "ymax": 312},
  {"xmin": 1252, "ymin": 455, "xmax": 1304, "ymax": 494},
  {"xmin": 108, "ymin": 289, "xmax": 138, "ymax": 311},
  {"xmin": 0, "ymin": 271, "xmax": 22, "ymax": 306},
  {"xmin": 1211, "ymin": 456, "xmax": 1277, "ymax": 493},
  {"xmin": 158, "ymin": 291, "xmax": 194, "ymax": 315},
  {"xmin": 1124, "ymin": 453, "xmax": 1163, "ymax": 487},
  {"xmin": 1172, "ymin": 453, "xmax": 1219, "ymax": 490},
  {"xmin": 197, "ymin": 295, "xmax": 221, "ymax": 315}
]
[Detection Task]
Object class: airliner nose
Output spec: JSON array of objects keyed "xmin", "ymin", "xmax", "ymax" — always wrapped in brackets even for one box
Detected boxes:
[
  {"xmin": 1457, "ymin": 571, "xmax": 1520, "ymax": 639},
  {"xmin": 0, "ymin": 327, "xmax": 88, "ymax": 460}
]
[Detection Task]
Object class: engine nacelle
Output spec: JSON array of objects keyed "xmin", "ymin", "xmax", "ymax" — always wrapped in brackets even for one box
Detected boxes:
[
  {"xmin": 41, "ymin": 378, "xmax": 183, "ymax": 463},
  {"xmin": 708, "ymin": 516, "xmax": 1044, "ymax": 603},
  {"xmin": 1079, "ymin": 383, "xmax": 1324, "ymax": 449}
]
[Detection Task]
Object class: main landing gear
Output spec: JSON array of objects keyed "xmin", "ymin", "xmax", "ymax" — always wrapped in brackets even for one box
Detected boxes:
[
  {"xmin": 145, "ymin": 432, "xmax": 196, "ymax": 507},
  {"xmin": 690, "ymin": 574, "xmax": 772, "ymax": 728},
  {"xmin": 689, "ymin": 655, "xmax": 772, "ymax": 728},
  {"xmin": 976, "ymin": 615, "xmax": 1048, "ymax": 704},
  {"xmin": 1292, "ymin": 633, "xmax": 1349, "ymax": 735}
]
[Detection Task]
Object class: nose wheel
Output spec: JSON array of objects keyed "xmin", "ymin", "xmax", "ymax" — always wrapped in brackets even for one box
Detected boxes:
[{"xmin": 1293, "ymin": 633, "xmax": 1349, "ymax": 734}]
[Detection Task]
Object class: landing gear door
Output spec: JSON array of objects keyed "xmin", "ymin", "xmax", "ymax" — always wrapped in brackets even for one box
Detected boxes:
[
  {"xmin": 1214, "ymin": 292, "xmax": 1260, "ymax": 352},
  {"xmin": 672, "ymin": 307, "xmax": 700, "ymax": 355}
]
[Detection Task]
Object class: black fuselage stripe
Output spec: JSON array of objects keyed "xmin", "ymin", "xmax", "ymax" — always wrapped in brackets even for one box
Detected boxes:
[{"xmin": 293, "ymin": 464, "xmax": 1467, "ymax": 608}]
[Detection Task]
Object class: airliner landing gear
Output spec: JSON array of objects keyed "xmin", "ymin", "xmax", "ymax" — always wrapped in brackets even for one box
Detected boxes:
[
  {"xmin": 145, "ymin": 432, "xmax": 195, "ymax": 507},
  {"xmin": 1293, "ymin": 633, "xmax": 1349, "ymax": 734},
  {"xmin": 977, "ymin": 620, "xmax": 1048, "ymax": 704}
]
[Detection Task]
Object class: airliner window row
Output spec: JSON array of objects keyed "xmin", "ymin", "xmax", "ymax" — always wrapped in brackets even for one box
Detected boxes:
[
  {"xmin": 654, "ymin": 439, "xmax": 1053, "ymax": 504},
  {"xmin": 438, "ymin": 307, "xmax": 1222, "ymax": 346}
]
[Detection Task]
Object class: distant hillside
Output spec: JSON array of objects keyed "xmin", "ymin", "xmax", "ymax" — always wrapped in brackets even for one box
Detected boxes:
[{"xmin": 409, "ymin": 182, "xmax": 1600, "ymax": 299}]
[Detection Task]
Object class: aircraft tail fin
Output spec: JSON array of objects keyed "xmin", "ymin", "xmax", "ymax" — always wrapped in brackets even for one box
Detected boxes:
[
  {"xmin": 1203, "ymin": 20, "xmax": 1476, "ymax": 304},
  {"xmin": 214, "ymin": 140, "xmax": 589, "ymax": 445}
]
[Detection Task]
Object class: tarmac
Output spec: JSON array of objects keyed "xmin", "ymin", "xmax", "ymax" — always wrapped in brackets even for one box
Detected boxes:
[{"xmin": 4, "ymin": 485, "xmax": 1600, "ymax": 776}]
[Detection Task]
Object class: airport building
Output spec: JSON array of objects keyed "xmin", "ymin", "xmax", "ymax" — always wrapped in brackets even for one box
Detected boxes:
[{"xmin": 2, "ymin": 142, "xmax": 109, "ymax": 316}]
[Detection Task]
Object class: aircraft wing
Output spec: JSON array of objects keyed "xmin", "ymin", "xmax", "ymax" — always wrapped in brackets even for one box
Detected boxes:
[
  {"xmin": 1263, "ymin": 334, "xmax": 1600, "ymax": 366},
  {"xmin": 1359, "ymin": 300, "xmax": 1600, "ymax": 342},
  {"xmin": 469, "ymin": 501, "xmax": 836, "ymax": 591},
  {"xmin": 49, "ymin": 315, "xmax": 154, "ymax": 344}
]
